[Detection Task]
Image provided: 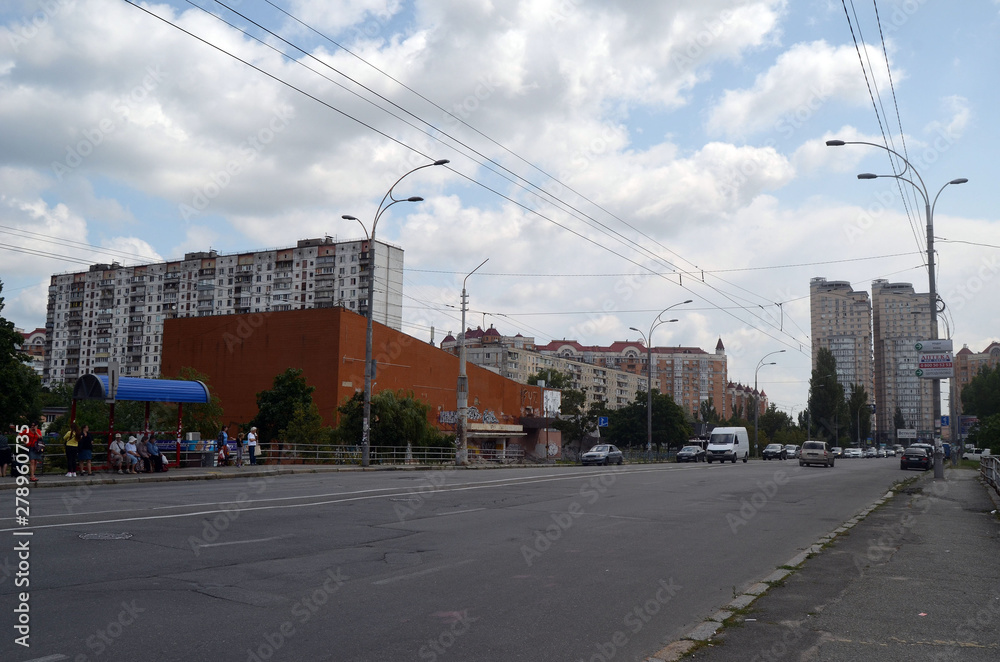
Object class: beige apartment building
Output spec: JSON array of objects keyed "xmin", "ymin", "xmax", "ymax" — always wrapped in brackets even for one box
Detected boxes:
[
  {"xmin": 43, "ymin": 237, "xmax": 403, "ymax": 385},
  {"xmin": 871, "ymin": 279, "xmax": 934, "ymax": 441},
  {"xmin": 439, "ymin": 327, "xmax": 645, "ymax": 409},
  {"xmin": 809, "ymin": 277, "xmax": 873, "ymax": 396}
]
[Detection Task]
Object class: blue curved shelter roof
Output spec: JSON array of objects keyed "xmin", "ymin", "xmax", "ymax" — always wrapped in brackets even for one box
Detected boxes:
[{"xmin": 73, "ymin": 375, "xmax": 210, "ymax": 404}]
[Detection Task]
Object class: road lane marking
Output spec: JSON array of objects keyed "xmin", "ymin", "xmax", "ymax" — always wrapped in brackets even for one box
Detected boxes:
[
  {"xmin": 434, "ymin": 508, "xmax": 486, "ymax": 516},
  {"xmin": 373, "ymin": 559, "xmax": 475, "ymax": 585},
  {"xmin": 194, "ymin": 534, "xmax": 293, "ymax": 548}
]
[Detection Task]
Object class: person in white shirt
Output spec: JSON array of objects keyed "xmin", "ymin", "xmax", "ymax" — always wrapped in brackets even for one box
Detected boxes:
[
  {"xmin": 108, "ymin": 433, "xmax": 126, "ymax": 474},
  {"xmin": 124, "ymin": 436, "xmax": 140, "ymax": 474},
  {"xmin": 247, "ymin": 427, "xmax": 258, "ymax": 466}
]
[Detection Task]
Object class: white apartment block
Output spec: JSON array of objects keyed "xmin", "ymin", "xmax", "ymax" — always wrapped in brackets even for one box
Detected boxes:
[
  {"xmin": 43, "ymin": 237, "xmax": 403, "ymax": 385},
  {"xmin": 810, "ymin": 277, "xmax": 874, "ymax": 395},
  {"xmin": 871, "ymin": 279, "xmax": 934, "ymax": 440}
]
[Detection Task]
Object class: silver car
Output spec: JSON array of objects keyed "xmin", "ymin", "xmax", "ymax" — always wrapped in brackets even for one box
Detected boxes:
[
  {"xmin": 800, "ymin": 440, "xmax": 835, "ymax": 468},
  {"xmin": 581, "ymin": 444, "xmax": 624, "ymax": 466}
]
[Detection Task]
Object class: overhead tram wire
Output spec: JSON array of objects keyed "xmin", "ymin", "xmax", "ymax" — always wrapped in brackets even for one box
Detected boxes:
[
  {"xmin": 122, "ymin": 1, "xmax": 806, "ymax": 353},
  {"xmin": 0, "ymin": 225, "xmax": 162, "ymax": 265},
  {"xmin": 254, "ymin": 0, "xmax": 813, "ymax": 340},
  {"xmin": 873, "ymin": 0, "xmax": 926, "ymax": 255},
  {"xmin": 182, "ymin": 1, "xmax": 810, "ymax": 348},
  {"xmin": 841, "ymin": 0, "xmax": 924, "ymax": 261}
]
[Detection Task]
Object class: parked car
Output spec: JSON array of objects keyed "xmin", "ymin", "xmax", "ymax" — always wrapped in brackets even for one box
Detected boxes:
[
  {"xmin": 762, "ymin": 443, "xmax": 787, "ymax": 460},
  {"xmin": 909, "ymin": 443, "xmax": 935, "ymax": 459},
  {"xmin": 784, "ymin": 444, "xmax": 800, "ymax": 459},
  {"xmin": 885, "ymin": 448, "xmax": 895, "ymax": 457},
  {"xmin": 844, "ymin": 448, "xmax": 863, "ymax": 458},
  {"xmin": 831, "ymin": 447, "xmax": 844, "ymax": 458},
  {"xmin": 900, "ymin": 447, "xmax": 931, "ymax": 471},
  {"xmin": 864, "ymin": 447, "xmax": 876, "ymax": 458},
  {"xmin": 676, "ymin": 445, "xmax": 706, "ymax": 463},
  {"xmin": 799, "ymin": 440, "xmax": 835, "ymax": 467},
  {"xmin": 875, "ymin": 448, "xmax": 886, "ymax": 458},
  {"xmin": 581, "ymin": 444, "xmax": 623, "ymax": 466}
]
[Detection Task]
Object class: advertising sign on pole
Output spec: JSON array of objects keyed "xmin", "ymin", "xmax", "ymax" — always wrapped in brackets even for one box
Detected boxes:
[
  {"xmin": 915, "ymin": 339, "xmax": 953, "ymax": 379},
  {"xmin": 897, "ymin": 428, "xmax": 917, "ymax": 440}
]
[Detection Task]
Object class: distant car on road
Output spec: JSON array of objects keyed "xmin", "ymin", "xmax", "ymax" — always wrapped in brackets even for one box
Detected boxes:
[
  {"xmin": 676, "ymin": 445, "xmax": 706, "ymax": 463},
  {"xmin": 581, "ymin": 444, "xmax": 623, "ymax": 466},
  {"xmin": 844, "ymin": 448, "xmax": 863, "ymax": 458},
  {"xmin": 885, "ymin": 448, "xmax": 895, "ymax": 457},
  {"xmin": 799, "ymin": 440, "xmax": 835, "ymax": 468},
  {"xmin": 875, "ymin": 448, "xmax": 886, "ymax": 458},
  {"xmin": 762, "ymin": 443, "xmax": 787, "ymax": 460},
  {"xmin": 784, "ymin": 444, "xmax": 800, "ymax": 459},
  {"xmin": 832, "ymin": 447, "xmax": 844, "ymax": 458},
  {"xmin": 900, "ymin": 447, "xmax": 931, "ymax": 471},
  {"xmin": 864, "ymin": 448, "xmax": 876, "ymax": 458}
]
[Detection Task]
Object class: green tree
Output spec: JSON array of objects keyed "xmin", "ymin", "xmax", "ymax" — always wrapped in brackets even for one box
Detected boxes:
[
  {"xmin": 808, "ymin": 348, "xmax": 845, "ymax": 444},
  {"xmin": 698, "ymin": 397, "xmax": 720, "ymax": 424},
  {"xmin": 961, "ymin": 365, "xmax": 1000, "ymax": 418},
  {"xmin": 846, "ymin": 383, "xmax": 872, "ymax": 446},
  {"xmin": 552, "ymin": 388, "xmax": 596, "ymax": 453},
  {"xmin": 893, "ymin": 407, "xmax": 907, "ymax": 443},
  {"xmin": 967, "ymin": 413, "xmax": 1000, "ymax": 454},
  {"xmin": 337, "ymin": 390, "xmax": 448, "ymax": 448},
  {"xmin": 251, "ymin": 368, "xmax": 316, "ymax": 444},
  {"xmin": 283, "ymin": 401, "xmax": 332, "ymax": 446},
  {"xmin": 0, "ymin": 282, "xmax": 42, "ymax": 430},
  {"xmin": 606, "ymin": 390, "xmax": 690, "ymax": 452},
  {"xmin": 527, "ymin": 369, "xmax": 572, "ymax": 390}
]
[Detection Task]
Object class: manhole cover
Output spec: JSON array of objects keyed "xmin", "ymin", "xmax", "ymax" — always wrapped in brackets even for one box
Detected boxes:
[{"xmin": 79, "ymin": 532, "xmax": 133, "ymax": 540}]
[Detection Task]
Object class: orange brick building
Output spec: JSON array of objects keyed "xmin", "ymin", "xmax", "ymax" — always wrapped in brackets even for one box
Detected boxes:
[{"xmin": 160, "ymin": 308, "xmax": 555, "ymax": 456}]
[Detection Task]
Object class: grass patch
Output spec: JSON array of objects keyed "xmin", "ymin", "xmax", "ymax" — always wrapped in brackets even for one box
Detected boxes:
[{"xmin": 951, "ymin": 459, "xmax": 981, "ymax": 471}]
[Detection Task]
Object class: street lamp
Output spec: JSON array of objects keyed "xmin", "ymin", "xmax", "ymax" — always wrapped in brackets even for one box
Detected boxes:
[
  {"xmin": 754, "ymin": 350, "xmax": 784, "ymax": 456},
  {"xmin": 342, "ymin": 158, "xmax": 449, "ymax": 467},
  {"xmin": 629, "ymin": 299, "xmax": 692, "ymax": 456},
  {"xmin": 456, "ymin": 257, "xmax": 488, "ymax": 466},
  {"xmin": 826, "ymin": 139, "xmax": 966, "ymax": 478}
]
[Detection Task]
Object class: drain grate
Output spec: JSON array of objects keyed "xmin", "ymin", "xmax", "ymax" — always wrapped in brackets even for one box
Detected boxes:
[{"xmin": 79, "ymin": 532, "xmax": 133, "ymax": 540}]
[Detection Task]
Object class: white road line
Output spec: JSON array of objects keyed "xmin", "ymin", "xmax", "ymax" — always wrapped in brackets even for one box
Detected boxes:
[
  {"xmin": 434, "ymin": 508, "xmax": 486, "ymax": 517},
  {"xmin": 22, "ymin": 655, "xmax": 69, "ymax": 662},
  {"xmin": 373, "ymin": 559, "xmax": 475, "ymax": 585},
  {"xmin": 0, "ymin": 466, "xmax": 678, "ymax": 533},
  {"xmin": 194, "ymin": 535, "xmax": 293, "ymax": 548}
]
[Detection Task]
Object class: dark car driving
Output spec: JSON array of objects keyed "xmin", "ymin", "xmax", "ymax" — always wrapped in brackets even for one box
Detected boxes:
[
  {"xmin": 762, "ymin": 443, "xmax": 787, "ymax": 460},
  {"xmin": 900, "ymin": 447, "xmax": 931, "ymax": 471},
  {"xmin": 676, "ymin": 445, "xmax": 706, "ymax": 463}
]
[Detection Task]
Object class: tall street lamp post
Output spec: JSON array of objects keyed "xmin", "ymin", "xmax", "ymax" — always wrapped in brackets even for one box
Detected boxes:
[
  {"xmin": 343, "ymin": 159, "xmax": 449, "ymax": 467},
  {"xmin": 826, "ymin": 139, "xmax": 966, "ymax": 478},
  {"xmin": 629, "ymin": 299, "xmax": 692, "ymax": 455},
  {"xmin": 456, "ymin": 258, "xmax": 488, "ymax": 466},
  {"xmin": 755, "ymin": 350, "xmax": 785, "ymax": 456}
]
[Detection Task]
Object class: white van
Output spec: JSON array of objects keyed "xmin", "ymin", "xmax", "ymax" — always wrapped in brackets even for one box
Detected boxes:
[{"xmin": 706, "ymin": 427, "xmax": 750, "ymax": 464}]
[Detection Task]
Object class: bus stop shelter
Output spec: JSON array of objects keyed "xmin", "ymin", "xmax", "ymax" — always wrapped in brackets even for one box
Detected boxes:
[{"xmin": 72, "ymin": 375, "xmax": 211, "ymax": 458}]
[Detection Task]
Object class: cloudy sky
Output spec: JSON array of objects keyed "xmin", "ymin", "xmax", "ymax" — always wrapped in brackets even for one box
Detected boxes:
[{"xmin": 2, "ymin": 0, "xmax": 998, "ymax": 415}]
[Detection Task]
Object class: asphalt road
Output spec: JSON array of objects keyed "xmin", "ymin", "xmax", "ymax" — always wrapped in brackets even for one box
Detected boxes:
[{"xmin": 1, "ymin": 458, "xmax": 906, "ymax": 661}]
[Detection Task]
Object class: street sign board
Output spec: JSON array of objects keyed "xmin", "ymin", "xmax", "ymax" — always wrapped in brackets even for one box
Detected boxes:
[
  {"xmin": 940, "ymin": 415, "xmax": 950, "ymax": 427},
  {"xmin": 897, "ymin": 428, "xmax": 917, "ymax": 439},
  {"xmin": 915, "ymin": 339, "xmax": 953, "ymax": 378},
  {"xmin": 597, "ymin": 416, "xmax": 609, "ymax": 427}
]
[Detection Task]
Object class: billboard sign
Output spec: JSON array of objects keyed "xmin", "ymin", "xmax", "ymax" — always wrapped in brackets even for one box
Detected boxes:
[
  {"xmin": 915, "ymin": 340, "xmax": 953, "ymax": 379},
  {"xmin": 897, "ymin": 428, "xmax": 917, "ymax": 439}
]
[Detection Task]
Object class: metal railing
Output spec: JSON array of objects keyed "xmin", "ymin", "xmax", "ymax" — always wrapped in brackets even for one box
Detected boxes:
[{"xmin": 981, "ymin": 456, "xmax": 999, "ymax": 497}]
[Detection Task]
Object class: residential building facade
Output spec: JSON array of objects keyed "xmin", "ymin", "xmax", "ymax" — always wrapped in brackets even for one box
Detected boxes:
[
  {"xmin": 809, "ymin": 277, "xmax": 873, "ymax": 396},
  {"xmin": 19, "ymin": 327, "xmax": 46, "ymax": 377},
  {"xmin": 871, "ymin": 279, "xmax": 934, "ymax": 441},
  {"xmin": 43, "ymin": 237, "xmax": 403, "ymax": 385}
]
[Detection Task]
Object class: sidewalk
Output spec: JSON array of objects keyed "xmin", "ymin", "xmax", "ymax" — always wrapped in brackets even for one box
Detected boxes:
[{"xmin": 652, "ymin": 467, "xmax": 1000, "ymax": 661}]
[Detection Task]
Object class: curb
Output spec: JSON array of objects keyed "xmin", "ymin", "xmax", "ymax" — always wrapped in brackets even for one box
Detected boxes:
[{"xmin": 643, "ymin": 486, "xmax": 901, "ymax": 662}]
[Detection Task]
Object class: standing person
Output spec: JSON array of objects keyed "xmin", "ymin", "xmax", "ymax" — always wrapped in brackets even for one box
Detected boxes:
[
  {"xmin": 26, "ymin": 421, "xmax": 44, "ymax": 483},
  {"xmin": 78, "ymin": 424, "xmax": 95, "ymax": 476},
  {"xmin": 247, "ymin": 426, "xmax": 258, "ymax": 465},
  {"xmin": 217, "ymin": 425, "xmax": 230, "ymax": 467},
  {"xmin": 235, "ymin": 431, "xmax": 245, "ymax": 468},
  {"xmin": 0, "ymin": 429, "xmax": 11, "ymax": 478},
  {"xmin": 63, "ymin": 422, "xmax": 80, "ymax": 477}
]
